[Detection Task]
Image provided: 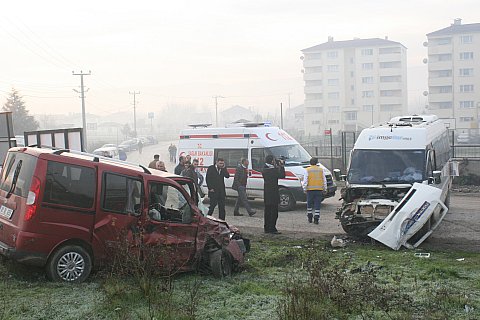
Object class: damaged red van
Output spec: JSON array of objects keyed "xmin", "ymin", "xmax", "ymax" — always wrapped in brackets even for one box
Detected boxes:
[{"xmin": 0, "ymin": 147, "xmax": 249, "ymax": 282}]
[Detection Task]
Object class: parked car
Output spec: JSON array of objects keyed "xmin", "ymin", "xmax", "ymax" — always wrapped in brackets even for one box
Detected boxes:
[
  {"xmin": 101, "ymin": 143, "xmax": 117, "ymax": 148},
  {"xmin": 93, "ymin": 146, "xmax": 120, "ymax": 159},
  {"xmin": 0, "ymin": 147, "xmax": 249, "ymax": 282},
  {"xmin": 118, "ymin": 139, "xmax": 138, "ymax": 152}
]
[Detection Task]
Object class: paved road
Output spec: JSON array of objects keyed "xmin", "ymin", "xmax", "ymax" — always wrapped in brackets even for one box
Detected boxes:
[{"xmin": 128, "ymin": 142, "xmax": 480, "ymax": 252}]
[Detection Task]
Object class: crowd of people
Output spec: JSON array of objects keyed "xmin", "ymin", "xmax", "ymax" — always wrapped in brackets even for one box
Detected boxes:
[{"xmin": 146, "ymin": 144, "xmax": 328, "ymax": 235}]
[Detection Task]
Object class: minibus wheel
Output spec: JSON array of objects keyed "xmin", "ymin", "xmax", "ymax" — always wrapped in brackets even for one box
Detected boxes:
[
  {"xmin": 279, "ymin": 189, "xmax": 296, "ymax": 211},
  {"xmin": 46, "ymin": 245, "xmax": 92, "ymax": 283}
]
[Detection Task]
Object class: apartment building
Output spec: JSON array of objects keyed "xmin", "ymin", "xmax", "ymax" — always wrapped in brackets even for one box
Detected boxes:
[
  {"xmin": 301, "ymin": 37, "xmax": 407, "ymax": 136},
  {"xmin": 426, "ymin": 19, "xmax": 480, "ymax": 130}
]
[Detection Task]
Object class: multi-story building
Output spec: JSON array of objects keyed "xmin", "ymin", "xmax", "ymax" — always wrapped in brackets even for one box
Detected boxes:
[
  {"xmin": 426, "ymin": 18, "xmax": 480, "ymax": 130},
  {"xmin": 301, "ymin": 37, "xmax": 408, "ymax": 136}
]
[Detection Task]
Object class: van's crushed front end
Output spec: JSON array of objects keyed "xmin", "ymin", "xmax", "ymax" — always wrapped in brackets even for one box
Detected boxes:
[{"xmin": 336, "ymin": 184, "xmax": 411, "ymax": 239}]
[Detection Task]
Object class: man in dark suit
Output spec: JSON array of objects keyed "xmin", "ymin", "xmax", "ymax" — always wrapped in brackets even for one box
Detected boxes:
[
  {"xmin": 206, "ymin": 158, "xmax": 230, "ymax": 220},
  {"xmin": 262, "ymin": 155, "xmax": 285, "ymax": 234}
]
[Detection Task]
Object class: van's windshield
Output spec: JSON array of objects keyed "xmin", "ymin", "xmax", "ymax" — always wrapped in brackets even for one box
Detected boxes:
[
  {"xmin": 347, "ymin": 149, "xmax": 425, "ymax": 184},
  {"xmin": 267, "ymin": 144, "xmax": 311, "ymax": 166}
]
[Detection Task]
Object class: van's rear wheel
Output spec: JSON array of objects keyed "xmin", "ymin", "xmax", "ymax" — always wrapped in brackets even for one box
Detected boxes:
[
  {"xmin": 46, "ymin": 245, "xmax": 92, "ymax": 283},
  {"xmin": 279, "ymin": 189, "xmax": 296, "ymax": 212}
]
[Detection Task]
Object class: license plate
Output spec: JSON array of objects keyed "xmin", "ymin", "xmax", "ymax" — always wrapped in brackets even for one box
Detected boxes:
[{"xmin": 0, "ymin": 205, "xmax": 13, "ymax": 219}]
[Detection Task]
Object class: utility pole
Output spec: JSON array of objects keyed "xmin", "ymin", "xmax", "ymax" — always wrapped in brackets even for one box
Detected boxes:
[
  {"xmin": 73, "ymin": 70, "xmax": 91, "ymax": 151},
  {"xmin": 280, "ymin": 102, "xmax": 284, "ymax": 129},
  {"xmin": 129, "ymin": 91, "xmax": 140, "ymax": 137},
  {"xmin": 213, "ymin": 95, "xmax": 225, "ymax": 127}
]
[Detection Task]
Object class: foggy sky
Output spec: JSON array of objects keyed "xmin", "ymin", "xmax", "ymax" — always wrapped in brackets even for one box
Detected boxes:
[{"xmin": 1, "ymin": 0, "xmax": 478, "ymax": 117}]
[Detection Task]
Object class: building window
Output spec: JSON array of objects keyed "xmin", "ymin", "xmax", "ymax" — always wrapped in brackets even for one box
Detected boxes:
[
  {"xmin": 460, "ymin": 85, "xmax": 474, "ymax": 92},
  {"xmin": 438, "ymin": 101, "xmax": 453, "ymax": 109},
  {"xmin": 305, "ymin": 93, "xmax": 323, "ymax": 100},
  {"xmin": 380, "ymin": 90, "xmax": 401, "ymax": 97},
  {"xmin": 438, "ymin": 86, "xmax": 453, "ymax": 93},
  {"xmin": 327, "ymin": 79, "xmax": 339, "ymax": 86},
  {"xmin": 379, "ymin": 61, "xmax": 401, "ymax": 68},
  {"xmin": 351, "ymin": 85, "xmax": 354, "ymax": 91},
  {"xmin": 437, "ymin": 54, "xmax": 452, "ymax": 61},
  {"xmin": 350, "ymin": 71, "xmax": 354, "ymax": 77},
  {"xmin": 459, "ymin": 68, "xmax": 474, "ymax": 76},
  {"xmin": 328, "ymin": 106, "xmax": 340, "ymax": 113},
  {"xmin": 304, "ymin": 67, "xmax": 322, "ymax": 73},
  {"xmin": 305, "ymin": 80, "xmax": 323, "ymax": 86},
  {"xmin": 351, "ymin": 98, "xmax": 355, "ymax": 105},
  {"xmin": 460, "ymin": 35, "xmax": 473, "ymax": 44},
  {"xmin": 361, "ymin": 48, "xmax": 373, "ymax": 56},
  {"xmin": 327, "ymin": 119, "xmax": 340, "ymax": 124},
  {"xmin": 311, "ymin": 120, "xmax": 321, "ymax": 124},
  {"xmin": 380, "ymin": 104, "xmax": 401, "ymax": 112},
  {"xmin": 459, "ymin": 52, "xmax": 474, "ymax": 60},
  {"xmin": 363, "ymin": 105, "xmax": 374, "ymax": 112},
  {"xmin": 327, "ymin": 51, "xmax": 338, "ymax": 59},
  {"xmin": 379, "ymin": 47, "xmax": 401, "ymax": 54},
  {"xmin": 362, "ymin": 76, "xmax": 374, "ymax": 84},
  {"xmin": 311, "ymin": 107, "xmax": 323, "ymax": 113},
  {"xmin": 435, "ymin": 37, "xmax": 452, "ymax": 45},
  {"xmin": 362, "ymin": 63, "xmax": 373, "ymax": 70},
  {"xmin": 362, "ymin": 90, "xmax": 374, "ymax": 98},
  {"xmin": 437, "ymin": 70, "xmax": 452, "ymax": 77},
  {"xmin": 328, "ymin": 92, "xmax": 340, "ymax": 99},
  {"xmin": 460, "ymin": 101, "xmax": 474, "ymax": 108},
  {"xmin": 350, "ymin": 57, "xmax": 354, "ymax": 64},
  {"xmin": 380, "ymin": 75, "xmax": 402, "ymax": 82},
  {"xmin": 327, "ymin": 65, "xmax": 339, "ymax": 72},
  {"xmin": 305, "ymin": 53, "xmax": 322, "ymax": 59},
  {"xmin": 460, "ymin": 117, "xmax": 474, "ymax": 122},
  {"xmin": 345, "ymin": 111, "xmax": 357, "ymax": 121}
]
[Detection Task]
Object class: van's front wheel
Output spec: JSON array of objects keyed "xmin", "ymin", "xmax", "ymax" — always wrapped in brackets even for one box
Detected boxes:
[
  {"xmin": 46, "ymin": 245, "xmax": 92, "ymax": 283},
  {"xmin": 279, "ymin": 189, "xmax": 296, "ymax": 212}
]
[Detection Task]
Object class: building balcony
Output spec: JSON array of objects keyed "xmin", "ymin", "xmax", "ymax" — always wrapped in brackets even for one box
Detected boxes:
[
  {"xmin": 428, "ymin": 92, "xmax": 453, "ymax": 103},
  {"xmin": 304, "ymin": 86, "xmax": 323, "ymax": 93},
  {"xmin": 427, "ymin": 60, "xmax": 453, "ymax": 70},
  {"xmin": 428, "ymin": 77, "xmax": 453, "ymax": 87},
  {"xmin": 428, "ymin": 45, "xmax": 453, "ymax": 55},
  {"xmin": 304, "ymin": 99, "xmax": 323, "ymax": 107},
  {"xmin": 379, "ymin": 82, "xmax": 403, "ymax": 90},
  {"xmin": 378, "ymin": 67, "xmax": 403, "ymax": 76},
  {"xmin": 303, "ymin": 73, "xmax": 322, "ymax": 81},
  {"xmin": 303, "ymin": 59, "xmax": 323, "ymax": 67},
  {"xmin": 378, "ymin": 53, "xmax": 403, "ymax": 62}
]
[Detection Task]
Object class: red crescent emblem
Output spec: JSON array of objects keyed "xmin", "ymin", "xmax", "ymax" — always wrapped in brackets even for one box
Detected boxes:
[{"xmin": 265, "ymin": 133, "xmax": 277, "ymax": 141}]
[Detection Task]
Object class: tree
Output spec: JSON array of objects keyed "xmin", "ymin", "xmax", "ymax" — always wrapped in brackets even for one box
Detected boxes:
[{"xmin": 2, "ymin": 88, "xmax": 39, "ymax": 135}]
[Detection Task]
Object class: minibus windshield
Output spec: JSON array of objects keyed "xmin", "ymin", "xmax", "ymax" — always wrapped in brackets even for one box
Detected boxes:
[
  {"xmin": 267, "ymin": 144, "xmax": 311, "ymax": 166},
  {"xmin": 347, "ymin": 149, "xmax": 425, "ymax": 184}
]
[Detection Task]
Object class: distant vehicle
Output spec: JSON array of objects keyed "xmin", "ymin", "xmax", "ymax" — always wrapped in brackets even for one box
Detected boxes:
[
  {"xmin": 456, "ymin": 133, "xmax": 470, "ymax": 144},
  {"xmin": 101, "ymin": 143, "xmax": 117, "ymax": 148},
  {"xmin": 93, "ymin": 146, "xmax": 120, "ymax": 159},
  {"xmin": 0, "ymin": 147, "xmax": 249, "ymax": 282},
  {"xmin": 118, "ymin": 139, "xmax": 138, "ymax": 152}
]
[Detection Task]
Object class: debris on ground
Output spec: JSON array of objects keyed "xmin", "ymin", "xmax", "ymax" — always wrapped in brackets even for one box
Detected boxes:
[{"xmin": 331, "ymin": 235, "xmax": 347, "ymax": 248}]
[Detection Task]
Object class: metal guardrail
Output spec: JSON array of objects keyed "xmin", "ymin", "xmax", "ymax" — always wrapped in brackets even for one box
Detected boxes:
[{"xmin": 451, "ymin": 145, "xmax": 480, "ymax": 158}]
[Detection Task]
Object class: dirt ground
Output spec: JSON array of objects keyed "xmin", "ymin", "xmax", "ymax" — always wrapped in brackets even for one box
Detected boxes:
[{"xmin": 132, "ymin": 142, "xmax": 480, "ymax": 253}]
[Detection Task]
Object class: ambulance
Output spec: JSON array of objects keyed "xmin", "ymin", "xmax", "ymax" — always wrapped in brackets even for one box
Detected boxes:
[{"xmin": 177, "ymin": 123, "xmax": 337, "ymax": 211}]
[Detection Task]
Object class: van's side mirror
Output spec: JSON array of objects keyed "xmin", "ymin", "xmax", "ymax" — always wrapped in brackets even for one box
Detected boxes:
[
  {"xmin": 432, "ymin": 171, "xmax": 442, "ymax": 184},
  {"xmin": 333, "ymin": 169, "xmax": 342, "ymax": 181}
]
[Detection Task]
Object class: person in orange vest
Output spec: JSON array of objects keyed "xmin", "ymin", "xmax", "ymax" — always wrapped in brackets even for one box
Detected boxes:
[{"xmin": 302, "ymin": 157, "xmax": 328, "ymax": 224}]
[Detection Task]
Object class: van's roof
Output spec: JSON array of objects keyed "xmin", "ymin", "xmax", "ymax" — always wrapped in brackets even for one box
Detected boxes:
[
  {"xmin": 179, "ymin": 126, "xmax": 299, "ymax": 147},
  {"xmin": 354, "ymin": 115, "xmax": 448, "ymax": 150}
]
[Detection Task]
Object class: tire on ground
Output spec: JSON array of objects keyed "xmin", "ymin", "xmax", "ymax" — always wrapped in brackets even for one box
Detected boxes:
[
  {"xmin": 209, "ymin": 249, "xmax": 233, "ymax": 278},
  {"xmin": 46, "ymin": 245, "xmax": 92, "ymax": 283}
]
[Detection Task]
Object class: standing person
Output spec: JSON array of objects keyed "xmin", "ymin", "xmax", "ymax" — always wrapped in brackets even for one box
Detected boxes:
[
  {"xmin": 302, "ymin": 157, "xmax": 328, "ymax": 224},
  {"xmin": 148, "ymin": 154, "xmax": 160, "ymax": 169},
  {"xmin": 206, "ymin": 158, "xmax": 230, "ymax": 220},
  {"xmin": 156, "ymin": 160, "xmax": 167, "ymax": 172},
  {"xmin": 232, "ymin": 158, "xmax": 256, "ymax": 216},
  {"xmin": 138, "ymin": 139, "xmax": 143, "ymax": 154},
  {"xmin": 168, "ymin": 144, "xmax": 174, "ymax": 162},
  {"xmin": 174, "ymin": 156, "xmax": 185, "ymax": 175},
  {"xmin": 262, "ymin": 155, "xmax": 285, "ymax": 234}
]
